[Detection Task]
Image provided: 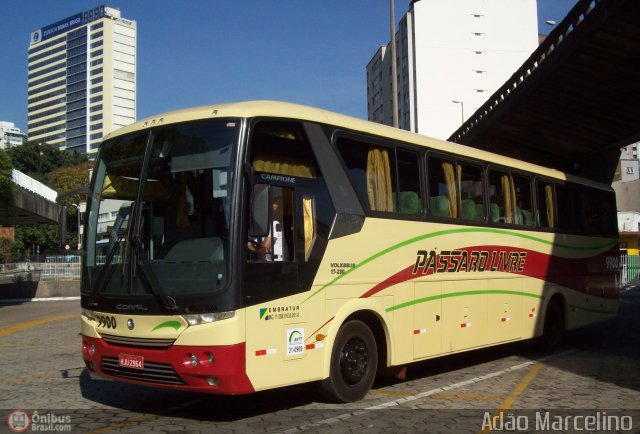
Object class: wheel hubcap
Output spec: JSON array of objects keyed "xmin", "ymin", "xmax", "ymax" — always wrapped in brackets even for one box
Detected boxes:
[{"xmin": 340, "ymin": 337, "xmax": 369, "ymax": 385}]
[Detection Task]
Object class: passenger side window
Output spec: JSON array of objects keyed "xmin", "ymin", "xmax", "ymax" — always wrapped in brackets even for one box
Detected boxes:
[
  {"xmin": 574, "ymin": 187, "xmax": 617, "ymax": 237},
  {"xmin": 488, "ymin": 170, "xmax": 530, "ymax": 225},
  {"xmin": 555, "ymin": 183, "xmax": 572, "ymax": 232},
  {"xmin": 459, "ymin": 162, "xmax": 485, "ymax": 221},
  {"xmin": 397, "ymin": 149, "xmax": 423, "ymax": 215},
  {"xmin": 428, "ymin": 157, "xmax": 456, "ymax": 218},
  {"xmin": 512, "ymin": 174, "xmax": 533, "ymax": 226},
  {"xmin": 427, "ymin": 157, "xmax": 484, "ymax": 221},
  {"xmin": 337, "ymin": 138, "xmax": 423, "ymax": 216}
]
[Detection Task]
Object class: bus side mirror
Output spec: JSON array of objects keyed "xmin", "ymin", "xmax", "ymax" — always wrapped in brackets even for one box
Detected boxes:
[{"xmin": 249, "ymin": 184, "xmax": 270, "ymax": 238}]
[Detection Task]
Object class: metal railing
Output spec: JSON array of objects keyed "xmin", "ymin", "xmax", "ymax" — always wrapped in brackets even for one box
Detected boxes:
[
  {"xmin": 620, "ymin": 254, "xmax": 640, "ymax": 287},
  {"xmin": 0, "ymin": 258, "xmax": 80, "ymax": 283}
]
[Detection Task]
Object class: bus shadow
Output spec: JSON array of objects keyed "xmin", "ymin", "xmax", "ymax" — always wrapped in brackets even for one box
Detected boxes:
[
  {"xmin": 78, "ymin": 369, "xmax": 323, "ymax": 422},
  {"xmin": 535, "ymin": 286, "xmax": 640, "ymax": 391}
]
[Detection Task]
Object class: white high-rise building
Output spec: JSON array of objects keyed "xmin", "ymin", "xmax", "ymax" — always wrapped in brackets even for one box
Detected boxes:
[
  {"xmin": 621, "ymin": 143, "xmax": 639, "ymax": 160},
  {"xmin": 367, "ymin": 0, "xmax": 538, "ymax": 139},
  {"xmin": 0, "ymin": 121, "xmax": 28, "ymax": 149},
  {"xmin": 28, "ymin": 5, "xmax": 137, "ymax": 156}
]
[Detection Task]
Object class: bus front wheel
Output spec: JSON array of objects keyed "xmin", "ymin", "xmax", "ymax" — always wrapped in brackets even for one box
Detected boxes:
[{"xmin": 322, "ymin": 320, "xmax": 378, "ymax": 403}]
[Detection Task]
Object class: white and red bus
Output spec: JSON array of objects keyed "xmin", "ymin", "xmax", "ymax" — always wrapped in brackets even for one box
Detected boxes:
[{"xmin": 81, "ymin": 101, "xmax": 618, "ymax": 402}]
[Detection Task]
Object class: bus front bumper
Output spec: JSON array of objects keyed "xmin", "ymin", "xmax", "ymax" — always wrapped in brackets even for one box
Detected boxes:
[{"xmin": 82, "ymin": 335, "xmax": 255, "ymax": 394}]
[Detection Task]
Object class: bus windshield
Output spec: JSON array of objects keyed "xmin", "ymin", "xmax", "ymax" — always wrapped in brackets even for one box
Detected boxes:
[{"xmin": 82, "ymin": 119, "xmax": 239, "ymax": 306}]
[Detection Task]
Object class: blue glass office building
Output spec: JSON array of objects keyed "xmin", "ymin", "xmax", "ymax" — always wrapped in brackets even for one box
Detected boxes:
[{"xmin": 28, "ymin": 5, "xmax": 136, "ymax": 156}]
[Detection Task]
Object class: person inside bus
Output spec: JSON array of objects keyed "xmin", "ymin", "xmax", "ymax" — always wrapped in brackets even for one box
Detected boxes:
[{"xmin": 247, "ymin": 201, "xmax": 289, "ymax": 261}]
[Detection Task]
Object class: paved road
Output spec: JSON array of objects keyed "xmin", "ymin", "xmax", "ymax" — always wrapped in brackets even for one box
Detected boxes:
[{"xmin": 1, "ymin": 289, "xmax": 639, "ymax": 433}]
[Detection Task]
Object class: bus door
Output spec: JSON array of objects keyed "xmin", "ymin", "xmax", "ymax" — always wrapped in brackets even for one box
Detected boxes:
[
  {"xmin": 245, "ymin": 183, "xmax": 298, "ymax": 301},
  {"xmin": 243, "ymin": 120, "xmax": 335, "ymax": 388}
]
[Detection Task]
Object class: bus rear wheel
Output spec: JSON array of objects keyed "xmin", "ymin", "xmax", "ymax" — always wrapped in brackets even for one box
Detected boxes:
[
  {"xmin": 322, "ymin": 320, "xmax": 378, "ymax": 403},
  {"xmin": 539, "ymin": 299, "xmax": 564, "ymax": 352}
]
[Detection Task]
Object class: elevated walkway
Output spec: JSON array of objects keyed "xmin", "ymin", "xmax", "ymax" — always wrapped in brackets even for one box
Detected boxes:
[{"xmin": 0, "ymin": 170, "xmax": 61, "ymax": 225}]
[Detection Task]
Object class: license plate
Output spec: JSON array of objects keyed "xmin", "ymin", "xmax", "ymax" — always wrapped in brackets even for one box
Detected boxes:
[{"xmin": 119, "ymin": 353, "xmax": 144, "ymax": 370}]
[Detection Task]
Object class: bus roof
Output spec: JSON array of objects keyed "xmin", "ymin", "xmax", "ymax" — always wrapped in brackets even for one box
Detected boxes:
[{"xmin": 103, "ymin": 100, "xmax": 612, "ymax": 190}]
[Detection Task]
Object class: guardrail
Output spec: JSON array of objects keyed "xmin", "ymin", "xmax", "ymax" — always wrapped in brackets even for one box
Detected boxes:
[
  {"xmin": 0, "ymin": 260, "xmax": 80, "ymax": 282},
  {"xmin": 620, "ymin": 254, "xmax": 640, "ymax": 287}
]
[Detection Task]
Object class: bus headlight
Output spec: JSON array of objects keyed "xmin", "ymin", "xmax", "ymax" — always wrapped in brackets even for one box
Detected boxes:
[{"xmin": 183, "ymin": 311, "xmax": 235, "ymax": 325}]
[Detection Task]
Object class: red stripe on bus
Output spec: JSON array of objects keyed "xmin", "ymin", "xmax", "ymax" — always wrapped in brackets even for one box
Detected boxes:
[{"xmin": 359, "ymin": 245, "xmax": 618, "ymax": 300}]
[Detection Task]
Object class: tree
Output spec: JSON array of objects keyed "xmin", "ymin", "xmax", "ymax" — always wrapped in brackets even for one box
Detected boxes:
[
  {"xmin": 0, "ymin": 237, "xmax": 13, "ymax": 263},
  {"xmin": 12, "ymin": 224, "xmax": 59, "ymax": 260},
  {"xmin": 48, "ymin": 161, "xmax": 93, "ymax": 250},
  {"xmin": 47, "ymin": 161, "xmax": 92, "ymax": 208},
  {"xmin": 0, "ymin": 149, "xmax": 13, "ymax": 213},
  {"xmin": 9, "ymin": 142, "xmax": 87, "ymax": 185}
]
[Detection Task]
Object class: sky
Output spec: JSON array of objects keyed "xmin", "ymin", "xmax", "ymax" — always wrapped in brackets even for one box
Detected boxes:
[{"xmin": 0, "ymin": 0, "xmax": 579, "ymax": 133}]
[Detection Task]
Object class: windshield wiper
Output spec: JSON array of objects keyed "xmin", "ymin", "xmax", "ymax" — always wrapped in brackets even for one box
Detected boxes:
[
  {"xmin": 86, "ymin": 235, "xmax": 124, "ymax": 308},
  {"xmin": 130, "ymin": 235, "xmax": 178, "ymax": 312},
  {"xmin": 86, "ymin": 231, "xmax": 178, "ymax": 312}
]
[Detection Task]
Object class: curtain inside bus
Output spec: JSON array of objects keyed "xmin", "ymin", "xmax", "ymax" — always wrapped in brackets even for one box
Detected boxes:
[
  {"xmin": 253, "ymin": 153, "xmax": 316, "ymax": 178},
  {"xmin": 545, "ymin": 184, "xmax": 555, "ymax": 228},
  {"xmin": 303, "ymin": 195, "xmax": 315, "ymax": 261},
  {"xmin": 366, "ymin": 148, "xmax": 393, "ymax": 212},
  {"xmin": 443, "ymin": 161, "xmax": 457, "ymax": 218},
  {"xmin": 501, "ymin": 174, "xmax": 517, "ymax": 224}
]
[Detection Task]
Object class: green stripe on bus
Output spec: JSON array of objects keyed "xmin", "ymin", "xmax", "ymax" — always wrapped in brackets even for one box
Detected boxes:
[
  {"xmin": 302, "ymin": 227, "xmax": 616, "ymax": 304},
  {"xmin": 386, "ymin": 289, "xmax": 544, "ymax": 312},
  {"xmin": 151, "ymin": 320, "xmax": 182, "ymax": 332}
]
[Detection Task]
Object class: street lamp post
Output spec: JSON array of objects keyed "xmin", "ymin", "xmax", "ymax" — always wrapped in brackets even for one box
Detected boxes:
[
  {"xmin": 390, "ymin": 0, "xmax": 399, "ymax": 128},
  {"xmin": 452, "ymin": 100, "xmax": 465, "ymax": 124}
]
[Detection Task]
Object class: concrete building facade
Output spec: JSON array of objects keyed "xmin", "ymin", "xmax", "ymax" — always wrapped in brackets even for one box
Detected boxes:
[
  {"xmin": 27, "ymin": 5, "xmax": 136, "ymax": 156},
  {"xmin": 367, "ymin": 0, "xmax": 538, "ymax": 139},
  {"xmin": 0, "ymin": 121, "xmax": 28, "ymax": 149}
]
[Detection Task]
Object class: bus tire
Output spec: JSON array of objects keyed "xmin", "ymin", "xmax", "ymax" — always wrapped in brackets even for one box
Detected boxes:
[
  {"xmin": 538, "ymin": 299, "xmax": 564, "ymax": 353},
  {"xmin": 321, "ymin": 320, "xmax": 378, "ymax": 403}
]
